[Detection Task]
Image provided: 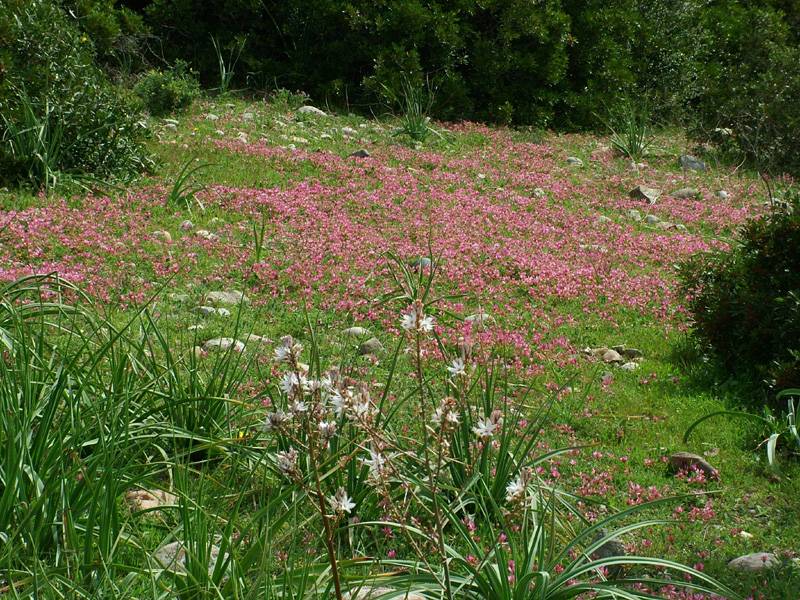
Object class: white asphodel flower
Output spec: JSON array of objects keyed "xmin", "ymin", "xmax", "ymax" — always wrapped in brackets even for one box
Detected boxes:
[
  {"xmin": 273, "ymin": 335, "xmax": 303, "ymax": 363},
  {"xmin": 276, "ymin": 448, "xmax": 298, "ymax": 475},
  {"xmin": 447, "ymin": 357, "xmax": 466, "ymax": 377},
  {"xmin": 505, "ymin": 476, "xmax": 525, "ymax": 503},
  {"xmin": 472, "ymin": 416, "xmax": 499, "ymax": 439},
  {"xmin": 328, "ymin": 487, "xmax": 355, "ymax": 514},
  {"xmin": 400, "ymin": 305, "xmax": 435, "ymax": 332}
]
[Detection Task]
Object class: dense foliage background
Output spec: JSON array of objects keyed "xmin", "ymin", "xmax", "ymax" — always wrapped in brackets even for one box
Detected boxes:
[{"xmin": 1, "ymin": 0, "xmax": 799, "ymax": 179}]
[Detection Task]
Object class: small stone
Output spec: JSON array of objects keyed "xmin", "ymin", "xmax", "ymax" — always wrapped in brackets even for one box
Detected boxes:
[
  {"xmin": 619, "ymin": 347, "xmax": 643, "ymax": 360},
  {"xmin": 341, "ymin": 127, "xmax": 358, "ymax": 137},
  {"xmin": 195, "ymin": 229, "xmax": 219, "ymax": 241},
  {"xmin": 205, "ymin": 113, "xmax": 219, "ymax": 121},
  {"xmin": 716, "ymin": 190, "xmax": 729, "ymax": 200},
  {"xmin": 216, "ymin": 308, "xmax": 231, "ymax": 317},
  {"xmin": 671, "ymin": 187, "xmax": 699, "ymax": 199},
  {"xmin": 679, "ymin": 154, "xmax": 706, "ymax": 171},
  {"xmin": 566, "ymin": 157, "xmax": 583, "ymax": 167},
  {"xmin": 645, "ymin": 214, "xmax": 660, "ymax": 225},
  {"xmin": 164, "ymin": 122, "xmax": 178, "ymax": 131},
  {"xmin": 180, "ymin": 220, "xmax": 194, "ymax": 230},
  {"xmin": 408, "ymin": 257, "xmax": 432, "ymax": 270},
  {"xmin": 656, "ymin": 221, "xmax": 675, "ymax": 230},
  {"xmin": 349, "ymin": 149, "xmax": 370, "ymax": 158},
  {"xmin": 153, "ymin": 541, "xmax": 224, "ymax": 577},
  {"xmin": 343, "ymin": 587, "xmax": 425, "ymax": 600},
  {"xmin": 168, "ymin": 293, "xmax": 190, "ymax": 303},
  {"xmin": 620, "ymin": 362, "xmax": 639, "ymax": 371},
  {"xmin": 320, "ymin": 133, "xmax": 332, "ymax": 140},
  {"xmin": 596, "ymin": 215, "xmax": 613, "ymax": 225},
  {"xmin": 152, "ymin": 230, "xmax": 172, "ymax": 243},
  {"xmin": 669, "ymin": 451, "xmax": 718, "ymax": 479},
  {"xmin": 358, "ymin": 337, "xmax": 384, "ymax": 356},
  {"xmin": 243, "ymin": 333, "xmax": 272, "ymax": 345},
  {"xmin": 193, "ymin": 306, "xmax": 217, "ymax": 317},
  {"xmin": 602, "ymin": 349, "xmax": 624, "ymax": 364},
  {"xmin": 242, "ymin": 112, "xmax": 254, "ymax": 121},
  {"xmin": 297, "ymin": 105, "xmax": 327, "ymax": 117},
  {"xmin": 590, "ymin": 529, "xmax": 626, "ymax": 578},
  {"xmin": 738, "ymin": 531, "xmax": 754, "ymax": 539},
  {"xmin": 125, "ymin": 488, "xmax": 177, "ymax": 513},
  {"xmin": 205, "ymin": 290, "xmax": 248, "ymax": 305},
  {"xmin": 343, "ymin": 326, "xmax": 370, "ymax": 337},
  {"xmin": 675, "ymin": 223, "xmax": 688, "ymax": 232},
  {"xmin": 727, "ymin": 553, "xmax": 779, "ymax": 572},
  {"xmin": 465, "ymin": 313, "xmax": 494, "ymax": 330},
  {"xmin": 627, "ymin": 209, "xmax": 642, "ymax": 221},
  {"xmin": 629, "ymin": 185, "xmax": 661, "ymax": 204},
  {"xmin": 202, "ymin": 338, "xmax": 245, "ymax": 353},
  {"xmin": 290, "ymin": 136, "xmax": 309, "ymax": 144}
]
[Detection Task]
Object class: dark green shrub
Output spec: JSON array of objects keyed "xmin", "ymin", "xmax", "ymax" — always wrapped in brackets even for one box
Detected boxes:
[
  {"xmin": 134, "ymin": 60, "xmax": 200, "ymax": 116},
  {"xmin": 680, "ymin": 192, "xmax": 800, "ymax": 404},
  {"xmin": 0, "ymin": 0, "xmax": 149, "ymax": 189}
]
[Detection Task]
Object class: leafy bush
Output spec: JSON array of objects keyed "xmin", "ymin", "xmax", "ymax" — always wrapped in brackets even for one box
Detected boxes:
[
  {"xmin": 0, "ymin": 0, "xmax": 150, "ymax": 189},
  {"xmin": 134, "ymin": 60, "xmax": 199, "ymax": 116},
  {"xmin": 680, "ymin": 192, "xmax": 800, "ymax": 403}
]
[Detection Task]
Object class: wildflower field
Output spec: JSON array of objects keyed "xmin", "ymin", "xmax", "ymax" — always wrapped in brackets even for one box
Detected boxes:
[{"xmin": 0, "ymin": 99, "xmax": 798, "ymax": 599}]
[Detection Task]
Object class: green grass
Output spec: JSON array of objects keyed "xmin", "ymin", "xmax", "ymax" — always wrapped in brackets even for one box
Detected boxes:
[{"xmin": 1, "ymin": 94, "xmax": 798, "ymax": 598}]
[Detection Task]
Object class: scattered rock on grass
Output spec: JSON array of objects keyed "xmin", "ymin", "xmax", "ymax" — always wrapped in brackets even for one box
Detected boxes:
[
  {"xmin": 343, "ymin": 326, "xmax": 370, "ymax": 337},
  {"xmin": 671, "ymin": 187, "xmax": 700, "ymax": 199},
  {"xmin": 668, "ymin": 451, "xmax": 719, "ymax": 479},
  {"xmin": 153, "ymin": 541, "xmax": 224, "ymax": 577},
  {"xmin": 629, "ymin": 185, "xmax": 661, "ymax": 204},
  {"xmin": 168, "ymin": 293, "xmax": 190, "ymax": 303},
  {"xmin": 601, "ymin": 349, "xmax": 623, "ymax": 364},
  {"xmin": 125, "ymin": 488, "xmax": 177, "ymax": 513},
  {"xmin": 358, "ymin": 337, "xmax": 384, "ymax": 356},
  {"xmin": 342, "ymin": 127, "xmax": 358, "ymax": 137},
  {"xmin": 343, "ymin": 587, "xmax": 425, "ymax": 600},
  {"xmin": 627, "ymin": 209, "xmax": 642, "ymax": 221},
  {"xmin": 194, "ymin": 305, "xmax": 217, "ymax": 317},
  {"xmin": 620, "ymin": 362, "xmax": 639, "ymax": 371},
  {"xmin": 180, "ymin": 220, "xmax": 194, "ymax": 230},
  {"xmin": 727, "ymin": 553, "xmax": 779, "ymax": 572},
  {"xmin": 596, "ymin": 215, "xmax": 613, "ymax": 225},
  {"xmin": 203, "ymin": 338, "xmax": 245, "ymax": 353},
  {"xmin": 716, "ymin": 190, "xmax": 729, "ymax": 200},
  {"xmin": 679, "ymin": 154, "xmax": 706, "ymax": 171},
  {"xmin": 297, "ymin": 105, "xmax": 327, "ymax": 117},
  {"xmin": 645, "ymin": 214, "xmax": 660, "ymax": 225},
  {"xmin": 408, "ymin": 257, "xmax": 431, "ymax": 270},
  {"xmin": 152, "ymin": 230, "xmax": 172, "ymax": 243},
  {"xmin": 349, "ymin": 149, "xmax": 370, "ymax": 158},
  {"xmin": 566, "ymin": 157, "xmax": 583, "ymax": 167},
  {"xmin": 196, "ymin": 229, "xmax": 219, "ymax": 241},
  {"xmin": 205, "ymin": 290, "xmax": 248, "ymax": 305},
  {"xmin": 205, "ymin": 113, "xmax": 219, "ymax": 121}
]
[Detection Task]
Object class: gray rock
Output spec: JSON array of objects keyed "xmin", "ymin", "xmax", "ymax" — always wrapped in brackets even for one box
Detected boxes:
[
  {"xmin": 675, "ymin": 223, "xmax": 688, "ymax": 232},
  {"xmin": 168, "ymin": 293, "xmax": 190, "ymax": 303},
  {"xmin": 205, "ymin": 113, "xmax": 219, "ymax": 121},
  {"xmin": 194, "ymin": 306, "xmax": 217, "ymax": 317},
  {"xmin": 344, "ymin": 587, "xmax": 425, "ymax": 600},
  {"xmin": 216, "ymin": 308, "xmax": 231, "ymax": 317},
  {"xmin": 602, "ymin": 349, "xmax": 624, "ymax": 364},
  {"xmin": 153, "ymin": 541, "xmax": 224, "ymax": 577},
  {"xmin": 152, "ymin": 230, "xmax": 172, "ymax": 243},
  {"xmin": 627, "ymin": 209, "xmax": 642, "ymax": 221},
  {"xmin": 612, "ymin": 346, "xmax": 643, "ymax": 360},
  {"xmin": 629, "ymin": 185, "xmax": 661, "ymax": 204},
  {"xmin": 727, "ymin": 553, "xmax": 779, "ymax": 572},
  {"xmin": 596, "ymin": 215, "xmax": 613, "ymax": 225},
  {"xmin": 716, "ymin": 190, "xmax": 729, "ymax": 200},
  {"xmin": 668, "ymin": 452, "xmax": 718, "ymax": 479},
  {"xmin": 203, "ymin": 338, "xmax": 245, "ymax": 353},
  {"xmin": 164, "ymin": 123, "xmax": 177, "ymax": 131},
  {"xmin": 620, "ymin": 362, "xmax": 639, "ymax": 371},
  {"xmin": 591, "ymin": 529, "xmax": 626, "ymax": 578},
  {"xmin": 243, "ymin": 333, "xmax": 272, "ymax": 345},
  {"xmin": 645, "ymin": 214, "xmax": 660, "ymax": 225},
  {"xmin": 341, "ymin": 127, "xmax": 358, "ymax": 137},
  {"xmin": 566, "ymin": 157, "xmax": 583, "ymax": 167},
  {"xmin": 408, "ymin": 257, "xmax": 432, "ymax": 270},
  {"xmin": 671, "ymin": 187, "xmax": 700, "ymax": 199},
  {"xmin": 180, "ymin": 220, "xmax": 194, "ymax": 230},
  {"xmin": 125, "ymin": 488, "xmax": 177, "ymax": 513},
  {"xmin": 343, "ymin": 326, "xmax": 370, "ymax": 337},
  {"xmin": 349, "ymin": 149, "xmax": 370, "ymax": 158},
  {"xmin": 205, "ymin": 290, "xmax": 248, "ymax": 305},
  {"xmin": 242, "ymin": 112, "xmax": 254, "ymax": 121},
  {"xmin": 358, "ymin": 337, "xmax": 384, "ymax": 356},
  {"xmin": 465, "ymin": 312, "xmax": 494, "ymax": 330},
  {"xmin": 679, "ymin": 154, "xmax": 706, "ymax": 171},
  {"xmin": 656, "ymin": 221, "xmax": 675, "ymax": 230},
  {"xmin": 297, "ymin": 105, "xmax": 327, "ymax": 117},
  {"xmin": 195, "ymin": 229, "xmax": 219, "ymax": 241}
]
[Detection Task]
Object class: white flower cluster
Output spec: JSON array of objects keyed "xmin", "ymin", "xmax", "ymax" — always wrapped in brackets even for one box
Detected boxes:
[
  {"xmin": 400, "ymin": 302, "xmax": 435, "ymax": 333},
  {"xmin": 473, "ymin": 409, "xmax": 503, "ymax": 439},
  {"xmin": 505, "ymin": 467, "xmax": 533, "ymax": 505}
]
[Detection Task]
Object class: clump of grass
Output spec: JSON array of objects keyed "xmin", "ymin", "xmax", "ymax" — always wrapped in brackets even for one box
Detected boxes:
[
  {"xmin": 381, "ymin": 75, "xmax": 443, "ymax": 144},
  {"xmin": 598, "ymin": 98, "xmax": 654, "ymax": 162}
]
